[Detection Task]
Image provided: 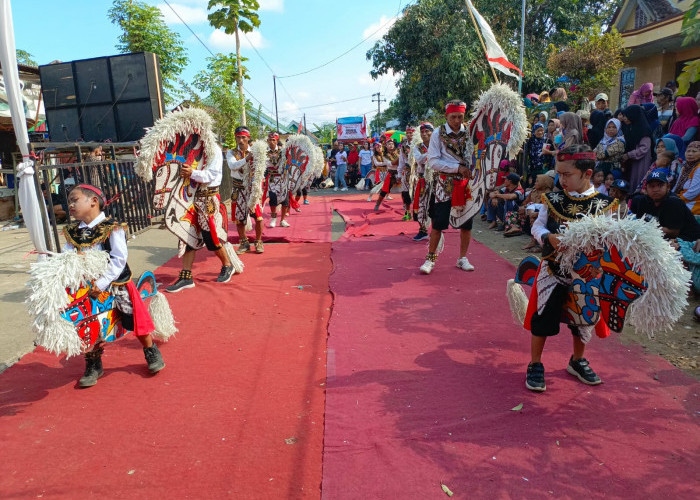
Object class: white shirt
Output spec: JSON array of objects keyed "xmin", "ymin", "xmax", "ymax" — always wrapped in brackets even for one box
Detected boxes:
[
  {"xmin": 358, "ymin": 149, "xmax": 373, "ymax": 165},
  {"xmin": 226, "ymin": 148, "xmax": 248, "ymax": 181},
  {"xmin": 335, "ymin": 150, "xmax": 348, "ymax": 166},
  {"xmin": 63, "ymin": 212, "xmax": 128, "ymax": 291},
  {"xmin": 427, "ymin": 123, "xmax": 466, "ymax": 174},
  {"xmin": 531, "ymin": 186, "xmax": 596, "ymax": 246},
  {"xmin": 413, "ymin": 142, "xmax": 429, "ymax": 173},
  {"xmin": 190, "ymin": 144, "xmax": 223, "ymax": 188}
]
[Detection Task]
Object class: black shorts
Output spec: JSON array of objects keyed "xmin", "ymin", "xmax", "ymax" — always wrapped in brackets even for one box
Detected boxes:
[
  {"xmin": 429, "ymin": 199, "xmax": 473, "ymax": 231},
  {"xmin": 268, "ymin": 190, "xmax": 289, "ymax": 208},
  {"xmin": 186, "ymin": 230, "xmax": 222, "ymax": 252},
  {"xmin": 530, "ymin": 283, "xmax": 583, "ymax": 338}
]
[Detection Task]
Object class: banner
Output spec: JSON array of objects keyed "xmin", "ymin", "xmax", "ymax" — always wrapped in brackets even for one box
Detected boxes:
[
  {"xmin": 336, "ymin": 116, "xmax": 366, "ymax": 141},
  {"xmin": 0, "ymin": 68, "xmax": 44, "ymax": 124}
]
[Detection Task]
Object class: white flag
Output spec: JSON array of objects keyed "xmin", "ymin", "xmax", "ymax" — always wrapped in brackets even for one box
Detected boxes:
[{"xmin": 464, "ymin": 0, "xmax": 523, "ymax": 79}]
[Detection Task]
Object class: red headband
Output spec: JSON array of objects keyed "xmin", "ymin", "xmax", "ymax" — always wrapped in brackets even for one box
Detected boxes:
[
  {"xmin": 236, "ymin": 130, "xmax": 250, "ymax": 137},
  {"xmin": 556, "ymin": 151, "xmax": 596, "ymax": 162},
  {"xmin": 75, "ymin": 184, "xmax": 106, "ymax": 203},
  {"xmin": 405, "ymin": 126, "xmax": 415, "ymax": 132},
  {"xmin": 420, "ymin": 122, "xmax": 434, "ymax": 131},
  {"xmin": 445, "ymin": 103, "xmax": 466, "ymax": 115},
  {"xmin": 268, "ymin": 132, "xmax": 279, "ymax": 139}
]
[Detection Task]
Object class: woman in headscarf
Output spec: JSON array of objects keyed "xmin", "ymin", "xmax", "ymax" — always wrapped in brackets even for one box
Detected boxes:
[
  {"xmin": 550, "ymin": 88, "xmax": 567, "ymax": 102},
  {"xmin": 627, "ymin": 82, "xmax": 654, "ymax": 106},
  {"xmin": 663, "ymin": 133, "xmax": 686, "ymax": 161},
  {"xmin": 588, "ymin": 109, "xmax": 610, "ymax": 148},
  {"xmin": 541, "ymin": 118, "xmax": 561, "ymax": 170},
  {"xmin": 539, "ymin": 91, "xmax": 551, "ymax": 103},
  {"xmin": 538, "ymin": 111, "xmax": 548, "ymax": 125},
  {"xmin": 642, "ymin": 102, "xmax": 662, "ymax": 140},
  {"xmin": 655, "ymin": 136, "xmax": 683, "ymax": 188},
  {"xmin": 558, "ymin": 112, "xmax": 584, "ymax": 148},
  {"xmin": 593, "ymin": 118, "xmax": 626, "ymax": 176},
  {"xmin": 620, "ymin": 104, "xmax": 653, "ymax": 189},
  {"xmin": 550, "ymin": 101, "xmax": 570, "ymax": 115},
  {"xmin": 669, "ymin": 96, "xmax": 700, "ymax": 146}
]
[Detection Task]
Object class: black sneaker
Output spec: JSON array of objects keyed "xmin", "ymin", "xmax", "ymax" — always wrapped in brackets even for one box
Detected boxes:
[
  {"xmin": 413, "ymin": 231, "xmax": 429, "ymax": 241},
  {"xmin": 216, "ymin": 265, "xmax": 234, "ymax": 283},
  {"xmin": 566, "ymin": 356, "xmax": 601, "ymax": 385},
  {"xmin": 143, "ymin": 344, "xmax": 165, "ymax": 374},
  {"xmin": 79, "ymin": 347, "xmax": 104, "ymax": 388},
  {"xmin": 235, "ymin": 240, "xmax": 250, "ymax": 254},
  {"xmin": 166, "ymin": 270, "xmax": 194, "ymax": 293},
  {"xmin": 526, "ymin": 362, "xmax": 546, "ymax": 392}
]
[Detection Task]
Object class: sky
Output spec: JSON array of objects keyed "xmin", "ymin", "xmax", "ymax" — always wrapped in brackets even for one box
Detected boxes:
[{"xmin": 10, "ymin": 0, "xmax": 404, "ymax": 129}]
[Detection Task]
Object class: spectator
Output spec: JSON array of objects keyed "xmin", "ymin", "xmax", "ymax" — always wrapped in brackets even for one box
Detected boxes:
[
  {"xmin": 526, "ymin": 123, "xmax": 546, "ymax": 187},
  {"xmin": 40, "ymin": 183, "xmax": 67, "ymax": 222},
  {"xmin": 551, "ymin": 101, "xmax": 570, "ymax": 115},
  {"xmin": 487, "ymin": 173, "xmax": 524, "ymax": 231},
  {"xmin": 593, "ymin": 118, "xmax": 626, "ymax": 177},
  {"xmin": 594, "ymin": 93, "xmax": 609, "ymax": 112},
  {"xmin": 610, "ymin": 179, "xmax": 631, "ymax": 214},
  {"xmin": 559, "ymin": 112, "xmax": 584, "ymax": 148},
  {"xmin": 630, "ymin": 169, "xmax": 700, "ymax": 241},
  {"xmin": 550, "ymin": 87, "xmax": 568, "ymax": 102},
  {"xmin": 642, "ymin": 102, "xmax": 662, "ymax": 141},
  {"xmin": 592, "ymin": 167, "xmax": 605, "ymax": 194},
  {"xmin": 673, "ymin": 140, "xmax": 700, "ymax": 215},
  {"xmin": 637, "ymin": 150, "xmax": 675, "ymax": 194},
  {"xmin": 334, "ymin": 145, "xmax": 348, "ymax": 191},
  {"xmin": 520, "ymin": 173, "xmax": 555, "ymax": 251},
  {"xmin": 576, "ymin": 109, "xmax": 590, "ymax": 143},
  {"xmin": 655, "ymin": 87, "xmax": 674, "ymax": 134},
  {"xmin": 538, "ymin": 111, "xmax": 548, "ymax": 125},
  {"xmin": 665, "ymin": 80, "xmax": 679, "ymax": 96},
  {"xmin": 620, "ymin": 105, "xmax": 653, "ymax": 190},
  {"xmin": 588, "ymin": 110, "xmax": 609, "ymax": 149},
  {"xmin": 655, "ymin": 138, "xmax": 683, "ymax": 187},
  {"xmin": 346, "ymin": 143, "xmax": 360, "ymax": 187},
  {"xmin": 669, "ymin": 97, "xmax": 700, "ymax": 147},
  {"xmin": 541, "ymin": 118, "xmax": 561, "ymax": 169},
  {"xmin": 628, "ymin": 82, "xmax": 654, "ymax": 106},
  {"xmin": 538, "ymin": 91, "xmax": 551, "ymax": 103},
  {"xmin": 358, "ymin": 141, "xmax": 373, "ymax": 179}
]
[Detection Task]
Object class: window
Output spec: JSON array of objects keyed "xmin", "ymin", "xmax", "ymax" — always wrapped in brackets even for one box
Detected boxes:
[{"xmin": 634, "ymin": 6, "xmax": 648, "ymax": 29}]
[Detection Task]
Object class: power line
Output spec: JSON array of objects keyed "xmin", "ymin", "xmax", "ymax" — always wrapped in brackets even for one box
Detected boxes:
[{"xmin": 297, "ymin": 95, "xmax": 374, "ymax": 110}]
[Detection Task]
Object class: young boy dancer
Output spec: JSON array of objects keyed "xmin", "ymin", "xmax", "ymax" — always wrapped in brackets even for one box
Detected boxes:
[
  {"xmin": 412, "ymin": 122, "xmax": 434, "ymax": 241},
  {"xmin": 420, "ymin": 100, "xmax": 475, "ymax": 274},
  {"xmin": 398, "ymin": 125, "xmax": 416, "ymax": 220},
  {"xmin": 227, "ymin": 126, "xmax": 265, "ymax": 254},
  {"xmin": 525, "ymin": 145, "xmax": 617, "ymax": 392},
  {"xmin": 64, "ymin": 185, "xmax": 165, "ymax": 387},
  {"xmin": 266, "ymin": 131, "xmax": 290, "ymax": 228}
]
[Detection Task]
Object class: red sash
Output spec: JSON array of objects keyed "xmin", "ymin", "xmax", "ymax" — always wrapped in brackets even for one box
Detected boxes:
[
  {"xmin": 125, "ymin": 281, "xmax": 155, "ymax": 337},
  {"xmin": 413, "ymin": 178, "xmax": 425, "ymax": 210},
  {"xmin": 450, "ymin": 179, "xmax": 471, "ymax": 207}
]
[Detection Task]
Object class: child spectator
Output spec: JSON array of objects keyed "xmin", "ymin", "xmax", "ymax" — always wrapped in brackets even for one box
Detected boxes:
[
  {"xmin": 655, "ymin": 137, "xmax": 683, "ymax": 187},
  {"xmin": 609, "ymin": 179, "xmax": 631, "ymax": 215},
  {"xmin": 592, "ymin": 167, "xmax": 605, "ymax": 193},
  {"xmin": 593, "ymin": 118, "xmax": 626, "ymax": 176},
  {"xmin": 520, "ymin": 173, "xmax": 555, "ymax": 250},
  {"xmin": 638, "ymin": 150, "xmax": 675, "ymax": 194},
  {"xmin": 487, "ymin": 173, "xmax": 524, "ymax": 231},
  {"xmin": 527, "ymin": 123, "xmax": 546, "ymax": 187}
]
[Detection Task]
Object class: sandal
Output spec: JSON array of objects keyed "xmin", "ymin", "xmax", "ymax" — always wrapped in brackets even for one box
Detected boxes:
[{"xmin": 504, "ymin": 230, "xmax": 523, "ymax": 238}]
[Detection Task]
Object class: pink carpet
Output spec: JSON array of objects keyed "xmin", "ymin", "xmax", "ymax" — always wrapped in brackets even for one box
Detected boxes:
[{"xmin": 323, "ymin": 199, "xmax": 700, "ymax": 499}]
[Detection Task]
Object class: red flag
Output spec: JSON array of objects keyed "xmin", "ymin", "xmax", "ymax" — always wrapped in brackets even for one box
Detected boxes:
[{"xmin": 297, "ymin": 119, "xmax": 303, "ymax": 133}]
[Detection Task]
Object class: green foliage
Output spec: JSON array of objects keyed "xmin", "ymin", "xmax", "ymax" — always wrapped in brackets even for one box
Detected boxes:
[
  {"xmin": 16, "ymin": 49, "xmax": 37, "ymax": 67},
  {"xmin": 677, "ymin": 59, "xmax": 700, "ymax": 96},
  {"xmin": 367, "ymin": 0, "xmax": 621, "ymax": 125},
  {"xmin": 108, "ymin": 0, "xmax": 189, "ymax": 105},
  {"xmin": 312, "ymin": 123, "xmax": 336, "ymax": 144},
  {"xmin": 191, "ymin": 53, "xmax": 247, "ymax": 145},
  {"xmin": 547, "ymin": 27, "xmax": 627, "ymax": 107},
  {"xmin": 207, "ymin": 0, "xmax": 261, "ymax": 34},
  {"xmin": 681, "ymin": 0, "xmax": 700, "ymax": 47}
]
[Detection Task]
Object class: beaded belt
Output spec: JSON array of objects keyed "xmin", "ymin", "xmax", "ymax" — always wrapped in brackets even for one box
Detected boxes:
[{"xmin": 196, "ymin": 187, "xmax": 219, "ymax": 196}]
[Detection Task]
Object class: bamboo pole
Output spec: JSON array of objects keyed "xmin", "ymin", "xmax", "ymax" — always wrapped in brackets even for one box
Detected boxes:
[{"xmin": 464, "ymin": 0, "xmax": 499, "ymax": 84}]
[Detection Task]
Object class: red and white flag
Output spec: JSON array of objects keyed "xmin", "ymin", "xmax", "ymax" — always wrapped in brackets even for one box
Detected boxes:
[{"xmin": 464, "ymin": 0, "xmax": 522, "ymax": 79}]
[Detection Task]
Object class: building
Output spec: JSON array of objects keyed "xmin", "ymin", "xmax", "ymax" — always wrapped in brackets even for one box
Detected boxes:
[{"xmin": 608, "ymin": 0, "xmax": 699, "ymax": 109}]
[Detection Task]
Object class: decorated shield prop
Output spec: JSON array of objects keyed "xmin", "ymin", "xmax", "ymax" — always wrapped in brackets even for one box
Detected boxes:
[{"xmin": 282, "ymin": 134, "xmax": 315, "ymax": 194}]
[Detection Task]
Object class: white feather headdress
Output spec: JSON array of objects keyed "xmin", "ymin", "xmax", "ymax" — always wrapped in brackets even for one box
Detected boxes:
[{"xmin": 248, "ymin": 139, "xmax": 268, "ymax": 211}]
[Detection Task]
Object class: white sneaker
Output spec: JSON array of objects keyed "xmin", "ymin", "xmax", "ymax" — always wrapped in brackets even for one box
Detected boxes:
[
  {"xmin": 420, "ymin": 260, "xmax": 435, "ymax": 274},
  {"xmin": 456, "ymin": 257, "xmax": 474, "ymax": 271},
  {"xmin": 367, "ymin": 196, "xmax": 372, "ymax": 202},
  {"xmin": 280, "ymin": 220, "xmax": 290, "ymax": 227},
  {"xmin": 333, "ymin": 187, "xmax": 339, "ymax": 191},
  {"xmin": 387, "ymin": 195, "xmax": 393, "ymax": 200},
  {"xmin": 269, "ymin": 218, "xmax": 277, "ymax": 228},
  {"xmin": 341, "ymin": 187, "xmax": 348, "ymax": 191}
]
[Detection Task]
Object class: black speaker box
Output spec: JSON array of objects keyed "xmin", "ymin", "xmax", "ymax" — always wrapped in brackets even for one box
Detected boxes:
[{"xmin": 40, "ymin": 52, "xmax": 164, "ymax": 143}]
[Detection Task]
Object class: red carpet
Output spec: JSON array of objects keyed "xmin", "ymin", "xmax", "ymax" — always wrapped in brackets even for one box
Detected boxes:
[
  {"xmin": 232, "ymin": 196, "xmax": 332, "ymax": 244},
  {"xmin": 0, "ymin": 242, "xmax": 331, "ymax": 499},
  {"xmin": 323, "ymin": 215, "xmax": 700, "ymax": 498},
  {"xmin": 330, "ymin": 193, "xmax": 416, "ymax": 239}
]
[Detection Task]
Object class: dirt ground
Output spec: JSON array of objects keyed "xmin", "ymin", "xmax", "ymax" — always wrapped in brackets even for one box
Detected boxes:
[{"xmin": 470, "ymin": 216, "xmax": 700, "ymax": 380}]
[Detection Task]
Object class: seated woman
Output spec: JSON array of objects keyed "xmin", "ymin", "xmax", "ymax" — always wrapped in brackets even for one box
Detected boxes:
[
  {"xmin": 519, "ymin": 173, "xmax": 554, "ymax": 249},
  {"xmin": 673, "ymin": 141, "xmax": 700, "ymax": 215}
]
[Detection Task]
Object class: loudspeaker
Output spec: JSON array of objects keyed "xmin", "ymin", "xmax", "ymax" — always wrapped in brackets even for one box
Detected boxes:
[{"xmin": 40, "ymin": 52, "xmax": 164, "ymax": 143}]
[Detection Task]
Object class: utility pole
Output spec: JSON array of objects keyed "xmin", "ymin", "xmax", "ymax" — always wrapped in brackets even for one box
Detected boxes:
[
  {"xmin": 372, "ymin": 92, "xmax": 386, "ymax": 134},
  {"xmin": 518, "ymin": 0, "xmax": 525, "ymax": 95},
  {"xmin": 303, "ymin": 113, "xmax": 307, "ymax": 136},
  {"xmin": 273, "ymin": 75, "xmax": 279, "ymax": 133}
]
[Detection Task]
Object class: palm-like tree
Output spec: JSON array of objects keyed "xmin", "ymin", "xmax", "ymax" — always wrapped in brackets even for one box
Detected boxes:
[{"xmin": 208, "ymin": 0, "xmax": 261, "ymax": 126}]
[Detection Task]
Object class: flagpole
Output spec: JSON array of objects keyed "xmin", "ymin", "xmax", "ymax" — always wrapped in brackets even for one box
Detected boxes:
[
  {"xmin": 464, "ymin": 1, "xmax": 499, "ymax": 84},
  {"xmin": 518, "ymin": 0, "xmax": 525, "ymax": 95}
]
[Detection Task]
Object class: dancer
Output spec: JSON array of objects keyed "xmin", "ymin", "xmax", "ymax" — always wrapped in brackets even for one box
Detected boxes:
[
  {"xmin": 266, "ymin": 131, "xmax": 290, "ymax": 228},
  {"xmin": 524, "ymin": 145, "xmax": 618, "ymax": 392},
  {"xmin": 227, "ymin": 126, "xmax": 266, "ymax": 254},
  {"xmin": 398, "ymin": 125, "xmax": 416, "ymax": 220},
  {"xmin": 63, "ymin": 185, "xmax": 165, "ymax": 387},
  {"xmin": 367, "ymin": 141, "xmax": 390, "ymax": 202},
  {"xmin": 420, "ymin": 100, "xmax": 475, "ymax": 274},
  {"xmin": 412, "ymin": 122, "xmax": 434, "ymax": 241},
  {"xmin": 374, "ymin": 139, "xmax": 400, "ymax": 210}
]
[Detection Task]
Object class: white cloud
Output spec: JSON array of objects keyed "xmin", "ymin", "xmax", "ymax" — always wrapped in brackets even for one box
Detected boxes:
[
  {"xmin": 208, "ymin": 29, "xmax": 267, "ymax": 50},
  {"xmin": 258, "ymin": 0, "xmax": 284, "ymax": 12},
  {"xmin": 157, "ymin": 3, "xmax": 208, "ymax": 25},
  {"xmin": 362, "ymin": 15, "xmax": 397, "ymax": 41}
]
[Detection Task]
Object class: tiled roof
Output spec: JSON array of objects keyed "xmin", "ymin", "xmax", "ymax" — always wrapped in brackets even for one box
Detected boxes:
[{"xmin": 642, "ymin": 0, "xmax": 682, "ymax": 21}]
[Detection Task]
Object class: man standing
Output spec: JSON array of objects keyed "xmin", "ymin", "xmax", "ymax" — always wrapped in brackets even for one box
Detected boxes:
[
  {"xmin": 398, "ymin": 125, "xmax": 416, "ymax": 221},
  {"xmin": 227, "ymin": 126, "xmax": 265, "ymax": 254},
  {"xmin": 266, "ymin": 131, "xmax": 290, "ymax": 228},
  {"xmin": 334, "ymin": 144, "xmax": 348, "ymax": 191},
  {"xmin": 594, "ymin": 93, "xmax": 609, "ymax": 113},
  {"xmin": 420, "ymin": 100, "xmax": 475, "ymax": 275}
]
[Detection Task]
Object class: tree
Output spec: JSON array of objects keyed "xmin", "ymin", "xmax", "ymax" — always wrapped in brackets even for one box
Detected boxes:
[
  {"xmin": 367, "ymin": 0, "xmax": 621, "ymax": 123},
  {"xmin": 677, "ymin": 0, "xmax": 700, "ymax": 95},
  {"xmin": 108, "ymin": 0, "xmax": 189, "ymax": 105},
  {"xmin": 191, "ymin": 53, "xmax": 248, "ymax": 145},
  {"xmin": 207, "ymin": 0, "xmax": 261, "ymax": 127},
  {"xmin": 312, "ymin": 123, "xmax": 336, "ymax": 144},
  {"xmin": 16, "ymin": 49, "xmax": 37, "ymax": 67},
  {"xmin": 547, "ymin": 27, "xmax": 627, "ymax": 108}
]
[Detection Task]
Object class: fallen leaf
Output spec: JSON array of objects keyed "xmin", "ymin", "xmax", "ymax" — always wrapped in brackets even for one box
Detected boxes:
[
  {"xmin": 511, "ymin": 403, "xmax": 524, "ymax": 411},
  {"xmin": 284, "ymin": 437, "xmax": 298, "ymax": 445},
  {"xmin": 441, "ymin": 483, "xmax": 454, "ymax": 497},
  {"xmin": 127, "ymin": 470, "xmax": 135, "ymax": 475},
  {"xmin": 556, "ymin": 440, "xmax": 560, "ymax": 446}
]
